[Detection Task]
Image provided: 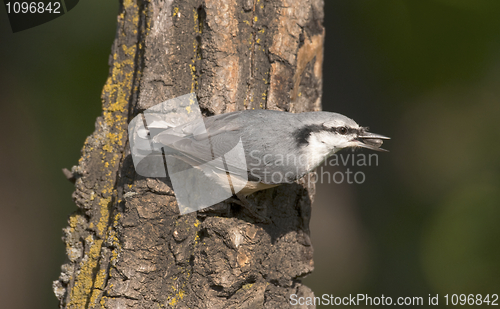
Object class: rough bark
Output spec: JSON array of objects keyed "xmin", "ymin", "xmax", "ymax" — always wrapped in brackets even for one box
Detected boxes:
[{"xmin": 53, "ymin": 0, "xmax": 324, "ymax": 308}]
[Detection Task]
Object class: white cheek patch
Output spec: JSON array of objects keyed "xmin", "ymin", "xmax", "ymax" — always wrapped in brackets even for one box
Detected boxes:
[{"xmin": 306, "ymin": 132, "xmax": 344, "ymax": 170}]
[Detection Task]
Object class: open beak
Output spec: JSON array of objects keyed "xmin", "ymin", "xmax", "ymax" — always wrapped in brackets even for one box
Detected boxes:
[{"xmin": 354, "ymin": 132, "xmax": 391, "ymax": 152}]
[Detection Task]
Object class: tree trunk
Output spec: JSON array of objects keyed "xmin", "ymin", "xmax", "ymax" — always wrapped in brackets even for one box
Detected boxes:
[{"xmin": 53, "ymin": 0, "xmax": 324, "ymax": 308}]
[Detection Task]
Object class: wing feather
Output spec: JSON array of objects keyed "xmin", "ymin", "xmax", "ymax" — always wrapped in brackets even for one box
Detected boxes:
[{"xmin": 152, "ymin": 112, "xmax": 249, "ymax": 178}]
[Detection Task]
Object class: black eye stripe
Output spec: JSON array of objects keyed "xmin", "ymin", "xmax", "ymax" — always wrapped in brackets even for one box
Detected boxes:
[
  {"xmin": 347, "ymin": 127, "xmax": 360, "ymax": 135},
  {"xmin": 329, "ymin": 126, "xmax": 359, "ymax": 135},
  {"xmin": 293, "ymin": 124, "xmax": 364, "ymax": 147}
]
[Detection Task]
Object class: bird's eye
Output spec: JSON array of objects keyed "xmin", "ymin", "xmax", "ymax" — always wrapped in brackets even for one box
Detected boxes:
[{"xmin": 338, "ymin": 127, "xmax": 348, "ymax": 135}]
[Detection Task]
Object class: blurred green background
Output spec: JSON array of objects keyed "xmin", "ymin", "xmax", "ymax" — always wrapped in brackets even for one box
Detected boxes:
[{"xmin": 1, "ymin": 1, "xmax": 499, "ymax": 308}]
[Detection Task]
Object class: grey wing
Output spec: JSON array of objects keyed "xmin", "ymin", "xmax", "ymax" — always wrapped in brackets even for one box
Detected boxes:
[
  {"xmin": 150, "ymin": 110, "xmax": 300, "ymax": 185},
  {"xmin": 152, "ymin": 112, "xmax": 249, "ymax": 178}
]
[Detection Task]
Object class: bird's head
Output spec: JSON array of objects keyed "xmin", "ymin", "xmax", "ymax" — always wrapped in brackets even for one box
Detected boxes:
[{"xmin": 295, "ymin": 112, "xmax": 390, "ymax": 158}]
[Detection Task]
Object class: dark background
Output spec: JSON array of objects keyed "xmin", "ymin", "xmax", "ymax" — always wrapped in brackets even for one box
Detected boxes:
[{"xmin": 1, "ymin": 1, "xmax": 499, "ymax": 308}]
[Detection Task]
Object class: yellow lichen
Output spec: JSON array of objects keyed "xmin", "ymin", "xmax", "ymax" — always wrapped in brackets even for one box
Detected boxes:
[
  {"xmin": 97, "ymin": 197, "xmax": 112, "ymax": 237},
  {"xmin": 189, "ymin": 8, "xmax": 202, "ymax": 93},
  {"xmin": 66, "ymin": 236, "xmax": 104, "ymax": 308},
  {"xmin": 100, "ymin": 296, "xmax": 107, "ymax": 307},
  {"xmin": 69, "ymin": 214, "xmax": 80, "ymax": 231},
  {"xmin": 102, "ymin": 144, "xmax": 113, "ymax": 152},
  {"xmin": 66, "ymin": 0, "xmax": 228, "ymax": 305},
  {"xmin": 242, "ymin": 283, "xmax": 254, "ymax": 290},
  {"xmin": 65, "ymin": 2, "xmax": 139, "ymax": 307},
  {"xmin": 169, "ymin": 290, "xmax": 186, "ymax": 306},
  {"xmin": 89, "ymin": 267, "xmax": 107, "ymax": 306}
]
